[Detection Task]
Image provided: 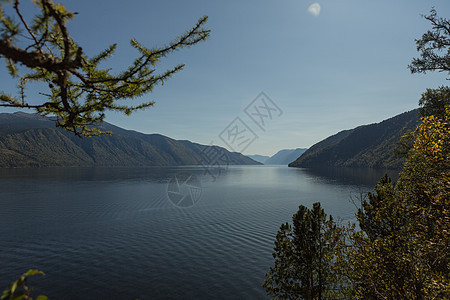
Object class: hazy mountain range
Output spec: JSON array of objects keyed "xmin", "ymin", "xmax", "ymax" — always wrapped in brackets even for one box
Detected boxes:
[
  {"xmin": 247, "ymin": 148, "xmax": 307, "ymax": 165},
  {"xmin": 246, "ymin": 154, "xmax": 270, "ymax": 164},
  {"xmin": 0, "ymin": 112, "xmax": 260, "ymax": 168},
  {"xmin": 289, "ymin": 109, "xmax": 419, "ymax": 169},
  {"xmin": 0, "ymin": 108, "xmax": 420, "ymax": 169},
  {"xmin": 265, "ymin": 148, "xmax": 307, "ymax": 165}
]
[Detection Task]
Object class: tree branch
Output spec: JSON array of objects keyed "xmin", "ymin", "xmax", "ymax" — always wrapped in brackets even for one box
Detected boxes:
[{"xmin": 14, "ymin": 0, "xmax": 42, "ymax": 53}]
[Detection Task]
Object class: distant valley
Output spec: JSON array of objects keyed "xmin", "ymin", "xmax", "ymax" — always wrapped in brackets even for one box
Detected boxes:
[
  {"xmin": 248, "ymin": 148, "xmax": 308, "ymax": 165},
  {"xmin": 246, "ymin": 154, "xmax": 271, "ymax": 164},
  {"xmin": 265, "ymin": 148, "xmax": 307, "ymax": 165}
]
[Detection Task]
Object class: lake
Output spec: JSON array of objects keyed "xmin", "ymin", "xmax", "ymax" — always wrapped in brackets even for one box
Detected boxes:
[{"xmin": 0, "ymin": 165, "xmax": 397, "ymax": 299}]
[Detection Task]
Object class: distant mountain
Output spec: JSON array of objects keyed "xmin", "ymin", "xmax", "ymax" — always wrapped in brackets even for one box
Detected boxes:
[
  {"xmin": 247, "ymin": 154, "xmax": 270, "ymax": 164},
  {"xmin": 265, "ymin": 148, "xmax": 308, "ymax": 165},
  {"xmin": 289, "ymin": 109, "xmax": 419, "ymax": 169},
  {"xmin": 0, "ymin": 112, "xmax": 261, "ymax": 168}
]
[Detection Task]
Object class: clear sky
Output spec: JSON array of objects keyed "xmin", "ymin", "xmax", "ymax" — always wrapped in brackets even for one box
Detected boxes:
[{"xmin": 1, "ymin": 0, "xmax": 449, "ymax": 156}]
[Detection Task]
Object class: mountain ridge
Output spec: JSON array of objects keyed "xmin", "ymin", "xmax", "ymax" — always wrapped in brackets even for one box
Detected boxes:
[
  {"xmin": 246, "ymin": 154, "xmax": 271, "ymax": 164},
  {"xmin": 0, "ymin": 112, "xmax": 260, "ymax": 168},
  {"xmin": 289, "ymin": 109, "xmax": 419, "ymax": 169},
  {"xmin": 265, "ymin": 148, "xmax": 307, "ymax": 165}
]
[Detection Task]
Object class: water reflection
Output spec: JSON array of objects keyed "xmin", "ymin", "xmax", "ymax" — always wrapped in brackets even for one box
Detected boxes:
[
  {"xmin": 0, "ymin": 165, "xmax": 398, "ymax": 299},
  {"xmin": 297, "ymin": 167, "xmax": 400, "ymax": 188}
]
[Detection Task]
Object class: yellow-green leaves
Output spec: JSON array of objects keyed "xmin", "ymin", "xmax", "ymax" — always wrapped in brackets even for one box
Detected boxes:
[
  {"xmin": 1, "ymin": 269, "xmax": 47, "ymax": 300},
  {"xmin": 414, "ymin": 106, "xmax": 450, "ymax": 162}
]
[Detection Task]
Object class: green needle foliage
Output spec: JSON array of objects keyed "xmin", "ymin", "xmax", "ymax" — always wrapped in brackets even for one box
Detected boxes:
[
  {"xmin": 263, "ymin": 203, "xmax": 349, "ymax": 300},
  {"xmin": 418, "ymin": 86, "xmax": 450, "ymax": 119},
  {"xmin": 0, "ymin": 0, "xmax": 210, "ymax": 136},
  {"xmin": 356, "ymin": 174, "xmax": 408, "ymax": 241}
]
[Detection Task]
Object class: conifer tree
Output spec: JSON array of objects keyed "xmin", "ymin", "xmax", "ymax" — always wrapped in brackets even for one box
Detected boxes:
[
  {"xmin": 0, "ymin": 0, "xmax": 209, "ymax": 136},
  {"xmin": 263, "ymin": 203, "xmax": 346, "ymax": 300}
]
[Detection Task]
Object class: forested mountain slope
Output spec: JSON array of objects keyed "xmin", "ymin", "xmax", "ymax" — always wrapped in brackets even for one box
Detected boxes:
[
  {"xmin": 289, "ymin": 109, "xmax": 419, "ymax": 169},
  {"xmin": 0, "ymin": 112, "xmax": 259, "ymax": 168}
]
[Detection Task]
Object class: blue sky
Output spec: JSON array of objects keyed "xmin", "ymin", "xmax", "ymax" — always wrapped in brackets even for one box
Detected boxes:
[{"xmin": 1, "ymin": 0, "xmax": 449, "ymax": 155}]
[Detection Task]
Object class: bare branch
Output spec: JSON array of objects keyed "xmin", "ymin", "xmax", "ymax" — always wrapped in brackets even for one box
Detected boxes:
[{"xmin": 13, "ymin": 0, "xmax": 42, "ymax": 53}]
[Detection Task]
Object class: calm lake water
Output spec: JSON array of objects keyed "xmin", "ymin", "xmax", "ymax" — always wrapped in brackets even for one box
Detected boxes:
[{"xmin": 0, "ymin": 166, "xmax": 397, "ymax": 299}]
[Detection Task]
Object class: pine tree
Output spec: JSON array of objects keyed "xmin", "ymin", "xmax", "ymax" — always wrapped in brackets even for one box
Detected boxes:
[{"xmin": 263, "ymin": 203, "xmax": 346, "ymax": 300}]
